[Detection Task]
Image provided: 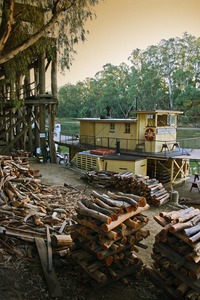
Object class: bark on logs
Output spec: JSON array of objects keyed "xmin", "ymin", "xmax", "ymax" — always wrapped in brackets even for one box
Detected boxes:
[
  {"xmin": 70, "ymin": 190, "xmax": 150, "ymax": 285},
  {"xmin": 82, "ymin": 171, "xmax": 170, "ymax": 207},
  {"xmin": 148, "ymin": 208, "xmax": 200, "ymax": 298}
]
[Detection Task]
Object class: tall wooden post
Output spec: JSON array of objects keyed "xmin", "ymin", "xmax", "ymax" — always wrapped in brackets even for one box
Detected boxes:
[
  {"xmin": 34, "ymin": 67, "xmax": 40, "ymax": 151},
  {"xmin": 27, "ymin": 107, "xmax": 33, "ymax": 153},
  {"xmin": 50, "ymin": 47, "xmax": 58, "ymax": 163},
  {"xmin": 170, "ymin": 159, "xmax": 174, "ymax": 193},
  {"xmin": 38, "ymin": 52, "xmax": 46, "ymax": 160},
  {"xmin": 23, "ymin": 72, "xmax": 31, "ymax": 152}
]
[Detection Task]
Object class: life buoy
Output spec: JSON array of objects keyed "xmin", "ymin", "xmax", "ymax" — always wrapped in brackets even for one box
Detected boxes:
[{"xmin": 145, "ymin": 128, "xmax": 156, "ymax": 141}]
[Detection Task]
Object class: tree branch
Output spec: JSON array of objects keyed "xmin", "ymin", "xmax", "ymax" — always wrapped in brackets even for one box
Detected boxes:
[
  {"xmin": 0, "ymin": 0, "xmax": 76, "ymax": 65},
  {"xmin": 0, "ymin": 0, "xmax": 15, "ymax": 52}
]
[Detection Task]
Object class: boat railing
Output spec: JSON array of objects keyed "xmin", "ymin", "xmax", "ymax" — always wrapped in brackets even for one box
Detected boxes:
[{"xmin": 57, "ymin": 133, "xmax": 200, "ymax": 155}]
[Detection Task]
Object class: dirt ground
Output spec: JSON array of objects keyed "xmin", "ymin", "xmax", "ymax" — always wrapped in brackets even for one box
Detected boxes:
[{"xmin": 0, "ymin": 160, "xmax": 199, "ymax": 300}]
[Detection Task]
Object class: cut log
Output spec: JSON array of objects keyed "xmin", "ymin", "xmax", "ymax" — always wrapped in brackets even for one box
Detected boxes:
[
  {"xmin": 77, "ymin": 201, "xmax": 112, "ymax": 225},
  {"xmin": 101, "ymin": 204, "xmax": 149, "ymax": 232},
  {"xmin": 176, "ymin": 209, "xmax": 200, "ymax": 223},
  {"xmin": 72, "ymin": 215, "xmax": 119, "ymax": 241},
  {"xmin": 127, "ymin": 235, "xmax": 135, "ymax": 245},
  {"xmin": 99, "ymin": 237, "xmax": 115, "ymax": 250},
  {"xmin": 86, "ymin": 261, "xmax": 100, "ymax": 273},
  {"xmin": 51, "ymin": 234, "xmax": 73, "ymax": 248},
  {"xmin": 107, "ymin": 191, "xmax": 139, "ymax": 210},
  {"xmin": 124, "ymin": 218, "xmax": 142, "ymax": 230},
  {"xmin": 184, "ymin": 223, "xmax": 200, "ymax": 237},
  {"xmin": 107, "ymin": 267, "xmax": 119, "ymax": 280},
  {"xmin": 73, "ymin": 254, "xmax": 108, "ymax": 284},
  {"xmin": 151, "ymin": 187, "xmax": 166, "ymax": 197},
  {"xmin": 159, "ymin": 207, "xmax": 194, "ymax": 221},
  {"xmin": 189, "ymin": 231, "xmax": 200, "ymax": 243},
  {"xmin": 116, "ymin": 192, "xmax": 146, "ymax": 207},
  {"xmin": 92, "ymin": 197, "xmax": 122, "ymax": 214},
  {"xmin": 194, "ymin": 241, "xmax": 200, "ymax": 252},
  {"xmin": 169, "ymin": 214, "xmax": 200, "ymax": 233},
  {"xmin": 153, "ymin": 194, "xmax": 170, "ymax": 206},
  {"xmin": 33, "ymin": 214, "xmax": 43, "ymax": 226},
  {"xmin": 81, "ymin": 198, "xmax": 118, "ymax": 221},
  {"xmin": 91, "ymin": 190, "xmax": 129, "ymax": 210},
  {"xmin": 105, "ymin": 255, "xmax": 113, "ymax": 267}
]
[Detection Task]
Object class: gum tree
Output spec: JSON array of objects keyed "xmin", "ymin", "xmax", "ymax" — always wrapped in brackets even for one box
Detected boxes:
[
  {"xmin": 0, "ymin": 0, "xmax": 101, "ymax": 160},
  {"xmin": 0, "ymin": 0, "xmax": 101, "ymax": 69}
]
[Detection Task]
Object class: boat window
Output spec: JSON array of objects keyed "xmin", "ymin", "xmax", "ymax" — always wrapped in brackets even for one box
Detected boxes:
[
  {"xmin": 167, "ymin": 115, "xmax": 175, "ymax": 126},
  {"xmin": 110, "ymin": 123, "xmax": 115, "ymax": 132},
  {"xmin": 157, "ymin": 115, "xmax": 167, "ymax": 126},
  {"xmin": 157, "ymin": 114, "xmax": 176, "ymax": 126},
  {"xmin": 125, "ymin": 123, "xmax": 130, "ymax": 133}
]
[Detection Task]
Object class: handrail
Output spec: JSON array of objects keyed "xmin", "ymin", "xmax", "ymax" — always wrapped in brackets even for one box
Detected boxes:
[{"xmin": 57, "ymin": 132, "xmax": 200, "ymax": 155}]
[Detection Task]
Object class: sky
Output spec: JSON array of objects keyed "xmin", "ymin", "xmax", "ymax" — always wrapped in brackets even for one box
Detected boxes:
[{"xmin": 57, "ymin": 0, "xmax": 200, "ymax": 87}]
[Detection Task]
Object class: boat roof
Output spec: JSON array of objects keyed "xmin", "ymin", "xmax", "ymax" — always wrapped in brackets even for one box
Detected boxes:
[
  {"xmin": 133, "ymin": 110, "xmax": 183, "ymax": 115},
  {"xmin": 75, "ymin": 110, "xmax": 183, "ymax": 122},
  {"xmin": 75, "ymin": 118, "xmax": 137, "ymax": 122}
]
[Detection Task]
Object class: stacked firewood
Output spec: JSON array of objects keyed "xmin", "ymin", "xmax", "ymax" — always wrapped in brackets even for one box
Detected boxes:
[
  {"xmin": 0, "ymin": 155, "xmax": 81, "ymax": 250},
  {"xmin": 111, "ymin": 173, "xmax": 170, "ymax": 206},
  {"xmin": 81, "ymin": 170, "xmax": 116, "ymax": 187},
  {"xmin": 82, "ymin": 171, "xmax": 170, "ymax": 206},
  {"xmin": 0, "ymin": 155, "xmax": 84, "ymax": 298},
  {"xmin": 145, "ymin": 207, "xmax": 200, "ymax": 299},
  {"xmin": 70, "ymin": 190, "xmax": 150, "ymax": 285}
]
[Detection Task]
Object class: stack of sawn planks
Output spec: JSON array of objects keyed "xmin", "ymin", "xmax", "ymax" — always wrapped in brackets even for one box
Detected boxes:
[
  {"xmin": 145, "ymin": 207, "xmax": 200, "ymax": 299},
  {"xmin": 70, "ymin": 190, "xmax": 150, "ymax": 285},
  {"xmin": 82, "ymin": 170, "xmax": 170, "ymax": 207}
]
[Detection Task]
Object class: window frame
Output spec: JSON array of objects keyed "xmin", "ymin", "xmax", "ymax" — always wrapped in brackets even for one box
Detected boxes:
[
  {"xmin": 124, "ymin": 123, "xmax": 130, "ymax": 133},
  {"xmin": 110, "ymin": 123, "xmax": 115, "ymax": 132}
]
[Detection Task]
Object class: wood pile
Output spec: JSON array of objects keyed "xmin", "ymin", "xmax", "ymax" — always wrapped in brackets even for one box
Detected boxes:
[
  {"xmin": 70, "ymin": 190, "xmax": 150, "ymax": 286},
  {"xmin": 81, "ymin": 170, "xmax": 115, "ymax": 187},
  {"xmin": 0, "ymin": 155, "xmax": 81, "ymax": 251},
  {"xmin": 145, "ymin": 207, "xmax": 200, "ymax": 299},
  {"xmin": 0, "ymin": 154, "xmax": 87, "ymax": 297},
  {"xmin": 82, "ymin": 170, "xmax": 170, "ymax": 207}
]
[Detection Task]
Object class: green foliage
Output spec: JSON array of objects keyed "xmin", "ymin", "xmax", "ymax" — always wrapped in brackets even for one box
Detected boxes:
[
  {"xmin": 0, "ymin": 0, "xmax": 101, "ymax": 72},
  {"xmin": 174, "ymin": 85, "xmax": 200, "ymax": 122},
  {"xmin": 58, "ymin": 32, "xmax": 200, "ymax": 120},
  {"xmin": 0, "ymin": 0, "xmax": 101, "ymax": 110}
]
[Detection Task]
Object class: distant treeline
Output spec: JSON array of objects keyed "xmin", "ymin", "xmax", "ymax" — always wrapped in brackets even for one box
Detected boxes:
[{"xmin": 57, "ymin": 32, "xmax": 200, "ymax": 125}]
